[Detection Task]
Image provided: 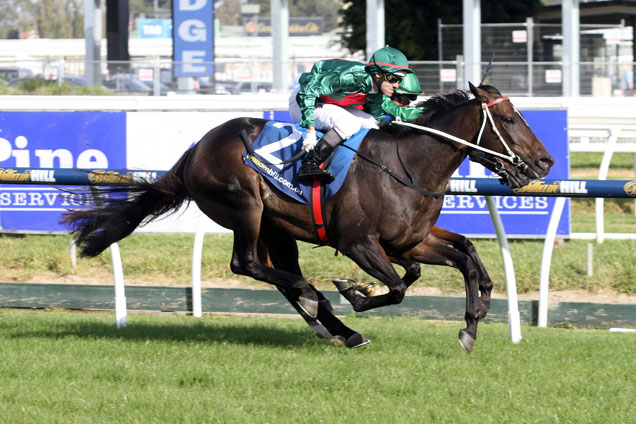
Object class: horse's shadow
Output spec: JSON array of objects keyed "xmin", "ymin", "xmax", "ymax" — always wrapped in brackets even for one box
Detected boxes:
[{"xmin": 5, "ymin": 313, "xmax": 320, "ymax": 348}]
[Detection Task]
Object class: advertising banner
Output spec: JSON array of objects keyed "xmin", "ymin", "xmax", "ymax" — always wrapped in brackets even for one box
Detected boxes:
[
  {"xmin": 0, "ymin": 109, "xmax": 568, "ymax": 236},
  {"xmin": 436, "ymin": 109, "xmax": 569, "ymax": 236},
  {"xmin": 0, "ymin": 112, "xmax": 126, "ymax": 231},
  {"xmin": 138, "ymin": 19, "xmax": 172, "ymax": 39},
  {"xmin": 172, "ymin": 0, "xmax": 214, "ymax": 77}
]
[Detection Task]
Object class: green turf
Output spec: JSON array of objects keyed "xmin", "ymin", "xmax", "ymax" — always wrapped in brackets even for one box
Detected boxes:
[
  {"xmin": 0, "ymin": 310, "xmax": 634, "ymax": 423},
  {"xmin": 2, "ymin": 232, "xmax": 636, "ymax": 295}
]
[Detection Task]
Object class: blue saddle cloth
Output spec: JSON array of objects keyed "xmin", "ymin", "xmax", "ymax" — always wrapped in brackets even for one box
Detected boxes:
[{"xmin": 242, "ymin": 121, "xmax": 369, "ymax": 204}]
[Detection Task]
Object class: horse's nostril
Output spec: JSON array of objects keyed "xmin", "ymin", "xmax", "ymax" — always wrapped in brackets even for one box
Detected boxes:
[{"xmin": 537, "ymin": 155, "xmax": 554, "ymax": 170}]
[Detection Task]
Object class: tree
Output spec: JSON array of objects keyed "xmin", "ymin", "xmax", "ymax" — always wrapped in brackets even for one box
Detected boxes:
[
  {"xmin": 0, "ymin": 0, "xmax": 84, "ymax": 39},
  {"xmin": 0, "ymin": 0, "xmax": 38, "ymax": 39},
  {"xmin": 248, "ymin": 0, "xmax": 343, "ymax": 33},
  {"xmin": 339, "ymin": 0, "xmax": 543, "ymax": 60}
]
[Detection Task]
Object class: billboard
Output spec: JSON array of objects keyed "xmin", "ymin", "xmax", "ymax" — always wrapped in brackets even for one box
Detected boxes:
[
  {"xmin": 0, "ymin": 109, "xmax": 567, "ymax": 236},
  {"xmin": 138, "ymin": 19, "xmax": 172, "ymax": 39},
  {"xmin": 436, "ymin": 109, "xmax": 569, "ymax": 236},
  {"xmin": 172, "ymin": 0, "xmax": 214, "ymax": 77},
  {"xmin": 0, "ymin": 112, "xmax": 126, "ymax": 231}
]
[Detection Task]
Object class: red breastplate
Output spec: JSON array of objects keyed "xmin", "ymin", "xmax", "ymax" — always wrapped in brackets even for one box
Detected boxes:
[{"xmin": 318, "ymin": 93, "xmax": 367, "ymax": 110}]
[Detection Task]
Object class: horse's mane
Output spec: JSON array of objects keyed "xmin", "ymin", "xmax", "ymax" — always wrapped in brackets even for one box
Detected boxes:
[
  {"xmin": 415, "ymin": 85, "xmax": 502, "ymax": 123},
  {"xmin": 414, "ymin": 90, "xmax": 472, "ymax": 123},
  {"xmin": 382, "ymin": 85, "xmax": 502, "ymax": 135}
]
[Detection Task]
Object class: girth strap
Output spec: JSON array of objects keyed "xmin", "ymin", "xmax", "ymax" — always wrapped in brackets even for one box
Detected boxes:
[{"xmin": 310, "ymin": 164, "xmax": 330, "ymax": 246}]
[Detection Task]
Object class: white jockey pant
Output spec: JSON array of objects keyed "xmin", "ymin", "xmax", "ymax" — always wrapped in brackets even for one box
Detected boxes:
[{"xmin": 289, "ymin": 86, "xmax": 379, "ymax": 140}]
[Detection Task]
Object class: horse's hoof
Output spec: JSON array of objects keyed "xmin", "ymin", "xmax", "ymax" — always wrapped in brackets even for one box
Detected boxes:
[
  {"xmin": 357, "ymin": 281, "xmax": 389, "ymax": 297},
  {"xmin": 332, "ymin": 278, "xmax": 355, "ymax": 292},
  {"xmin": 298, "ymin": 296, "xmax": 319, "ymax": 318},
  {"xmin": 345, "ymin": 332, "xmax": 371, "ymax": 349},
  {"xmin": 479, "ymin": 299, "xmax": 490, "ymax": 318},
  {"xmin": 458, "ymin": 329, "xmax": 475, "ymax": 354},
  {"xmin": 331, "ymin": 278, "xmax": 356, "ymax": 293}
]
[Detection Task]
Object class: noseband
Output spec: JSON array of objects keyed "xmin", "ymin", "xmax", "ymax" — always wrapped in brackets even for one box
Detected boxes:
[{"xmin": 393, "ymin": 96, "xmax": 527, "ymax": 177}]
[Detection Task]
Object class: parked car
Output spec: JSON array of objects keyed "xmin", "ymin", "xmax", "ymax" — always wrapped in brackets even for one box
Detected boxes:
[
  {"xmin": 231, "ymin": 81, "xmax": 273, "ymax": 94},
  {"xmin": 0, "ymin": 67, "xmax": 34, "ymax": 86},
  {"xmin": 61, "ymin": 75, "xmax": 112, "ymax": 91},
  {"xmin": 195, "ymin": 77, "xmax": 238, "ymax": 95},
  {"xmin": 140, "ymin": 79, "xmax": 173, "ymax": 95},
  {"xmin": 103, "ymin": 74, "xmax": 153, "ymax": 94}
]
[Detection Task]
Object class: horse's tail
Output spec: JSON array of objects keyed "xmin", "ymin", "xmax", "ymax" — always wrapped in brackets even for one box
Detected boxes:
[{"xmin": 61, "ymin": 146, "xmax": 195, "ymax": 257}]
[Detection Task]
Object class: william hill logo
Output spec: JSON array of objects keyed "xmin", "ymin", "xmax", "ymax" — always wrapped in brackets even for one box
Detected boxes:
[
  {"xmin": 513, "ymin": 180, "xmax": 559, "ymax": 194},
  {"xmin": 558, "ymin": 180, "xmax": 588, "ymax": 194},
  {"xmin": 88, "ymin": 170, "xmax": 132, "ymax": 184},
  {"xmin": 0, "ymin": 168, "xmax": 30, "ymax": 182},
  {"xmin": 514, "ymin": 180, "xmax": 588, "ymax": 195},
  {"xmin": 624, "ymin": 181, "xmax": 636, "ymax": 197}
]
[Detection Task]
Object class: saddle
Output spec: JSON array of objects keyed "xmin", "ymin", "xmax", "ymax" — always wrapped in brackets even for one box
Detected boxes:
[
  {"xmin": 242, "ymin": 121, "xmax": 369, "ymax": 204},
  {"xmin": 242, "ymin": 121, "xmax": 370, "ymax": 245}
]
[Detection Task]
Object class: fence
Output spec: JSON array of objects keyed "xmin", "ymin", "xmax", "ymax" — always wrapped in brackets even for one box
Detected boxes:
[
  {"xmin": 0, "ymin": 94, "xmax": 634, "ymax": 338},
  {"xmin": 2, "ymin": 56, "xmax": 635, "ymax": 98},
  {"xmin": 1, "ymin": 167, "xmax": 635, "ymax": 341}
]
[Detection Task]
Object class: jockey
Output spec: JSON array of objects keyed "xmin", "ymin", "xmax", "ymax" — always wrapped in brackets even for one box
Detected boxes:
[
  {"xmin": 382, "ymin": 72, "xmax": 426, "ymax": 121},
  {"xmin": 289, "ymin": 46, "xmax": 414, "ymax": 183}
]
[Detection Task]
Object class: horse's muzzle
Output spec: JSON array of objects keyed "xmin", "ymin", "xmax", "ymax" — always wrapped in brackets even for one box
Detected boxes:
[{"xmin": 534, "ymin": 154, "xmax": 555, "ymax": 177}]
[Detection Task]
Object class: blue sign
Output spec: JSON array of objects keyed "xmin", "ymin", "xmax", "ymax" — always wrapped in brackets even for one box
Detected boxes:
[
  {"xmin": 436, "ymin": 109, "xmax": 569, "ymax": 236},
  {"xmin": 0, "ymin": 112, "xmax": 126, "ymax": 231},
  {"xmin": 138, "ymin": 19, "xmax": 172, "ymax": 39},
  {"xmin": 172, "ymin": 0, "xmax": 214, "ymax": 77}
]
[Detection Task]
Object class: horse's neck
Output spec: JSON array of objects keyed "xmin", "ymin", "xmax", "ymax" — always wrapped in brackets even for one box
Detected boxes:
[{"xmin": 409, "ymin": 104, "xmax": 480, "ymax": 187}]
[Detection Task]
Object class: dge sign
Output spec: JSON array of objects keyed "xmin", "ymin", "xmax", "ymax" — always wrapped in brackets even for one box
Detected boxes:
[{"xmin": 172, "ymin": 0, "xmax": 214, "ymax": 77}]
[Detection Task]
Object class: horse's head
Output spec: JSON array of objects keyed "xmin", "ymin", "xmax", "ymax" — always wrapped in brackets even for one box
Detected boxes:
[{"xmin": 467, "ymin": 82, "xmax": 554, "ymax": 189}]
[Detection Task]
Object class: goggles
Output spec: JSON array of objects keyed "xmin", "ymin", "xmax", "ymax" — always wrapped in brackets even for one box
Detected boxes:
[
  {"xmin": 392, "ymin": 93, "xmax": 417, "ymax": 106},
  {"xmin": 384, "ymin": 73, "xmax": 403, "ymax": 84}
]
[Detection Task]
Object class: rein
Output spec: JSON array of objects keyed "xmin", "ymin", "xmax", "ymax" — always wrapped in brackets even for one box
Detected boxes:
[
  {"xmin": 339, "ymin": 143, "xmax": 444, "ymax": 198},
  {"xmin": 393, "ymin": 97, "xmax": 524, "ymax": 168}
]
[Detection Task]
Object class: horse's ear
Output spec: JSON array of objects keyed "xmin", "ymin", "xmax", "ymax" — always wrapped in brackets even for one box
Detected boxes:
[{"xmin": 469, "ymin": 81, "xmax": 488, "ymax": 103}]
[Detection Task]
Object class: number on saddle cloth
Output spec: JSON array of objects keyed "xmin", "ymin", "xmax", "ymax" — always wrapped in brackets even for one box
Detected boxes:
[{"xmin": 241, "ymin": 121, "xmax": 370, "ymax": 204}]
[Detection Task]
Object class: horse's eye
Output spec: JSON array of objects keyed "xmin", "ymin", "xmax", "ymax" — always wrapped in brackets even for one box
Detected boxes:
[{"xmin": 502, "ymin": 116, "xmax": 514, "ymax": 124}]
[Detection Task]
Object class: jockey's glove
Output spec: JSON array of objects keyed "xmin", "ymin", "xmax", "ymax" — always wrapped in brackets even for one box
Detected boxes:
[
  {"xmin": 302, "ymin": 128, "xmax": 318, "ymax": 152},
  {"xmin": 402, "ymin": 107, "xmax": 425, "ymax": 122}
]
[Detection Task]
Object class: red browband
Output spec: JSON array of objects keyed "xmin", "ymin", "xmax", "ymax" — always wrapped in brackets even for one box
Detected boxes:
[{"xmin": 486, "ymin": 97, "xmax": 510, "ymax": 108}]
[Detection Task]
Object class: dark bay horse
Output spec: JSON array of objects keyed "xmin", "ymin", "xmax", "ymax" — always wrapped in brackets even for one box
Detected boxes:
[{"xmin": 63, "ymin": 83, "xmax": 554, "ymax": 353}]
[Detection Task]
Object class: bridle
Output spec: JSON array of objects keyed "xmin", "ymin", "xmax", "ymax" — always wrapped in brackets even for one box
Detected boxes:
[{"xmin": 393, "ymin": 96, "xmax": 529, "ymax": 179}]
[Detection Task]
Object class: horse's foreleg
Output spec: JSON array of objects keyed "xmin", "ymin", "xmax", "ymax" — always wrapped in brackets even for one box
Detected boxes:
[
  {"xmin": 399, "ymin": 234, "xmax": 484, "ymax": 354},
  {"xmin": 430, "ymin": 226, "xmax": 492, "ymax": 317}
]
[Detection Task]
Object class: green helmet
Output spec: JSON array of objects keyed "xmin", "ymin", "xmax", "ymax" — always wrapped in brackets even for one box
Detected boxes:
[
  {"xmin": 395, "ymin": 73, "xmax": 422, "ymax": 96},
  {"xmin": 366, "ymin": 46, "xmax": 413, "ymax": 76}
]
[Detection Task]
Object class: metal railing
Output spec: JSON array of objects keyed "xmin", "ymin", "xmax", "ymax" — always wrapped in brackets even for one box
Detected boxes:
[{"xmin": 1, "ymin": 56, "xmax": 634, "ymax": 97}]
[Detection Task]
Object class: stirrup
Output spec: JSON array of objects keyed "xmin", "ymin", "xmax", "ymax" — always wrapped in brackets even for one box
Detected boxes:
[{"xmin": 298, "ymin": 167, "xmax": 334, "ymax": 183}]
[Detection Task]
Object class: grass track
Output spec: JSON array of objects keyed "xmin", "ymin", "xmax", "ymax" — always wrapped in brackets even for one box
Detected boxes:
[{"xmin": 1, "ymin": 310, "xmax": 635, "ymax": 423}]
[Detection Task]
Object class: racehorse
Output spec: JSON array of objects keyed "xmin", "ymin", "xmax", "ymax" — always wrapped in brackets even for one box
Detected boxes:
[{"xmin": 63, "ymin": 83, "xmax": 554, "ymax": 353}]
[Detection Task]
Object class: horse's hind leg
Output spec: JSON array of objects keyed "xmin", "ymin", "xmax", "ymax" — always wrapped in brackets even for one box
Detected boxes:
[
  {"xmin": 258, "ymin": 229, "xmax": 368, "ymax": 348},
  {"xmin": 335, "ymin": 237, "xmax": 410, "ymax": 312},
  {"xmin": 197, "ymin": 195, "xmax": 320, "ymax": 317},
  {"xmin": 391, "ymin": 259, "xmax": 421, "ymax": 287},
  {"xmin": 430, "ymin": 226, "xmax": 492, "ymax": 317}
]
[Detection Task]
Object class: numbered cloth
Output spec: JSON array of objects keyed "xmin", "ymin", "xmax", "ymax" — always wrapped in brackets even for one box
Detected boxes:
[{"xmin": 242, "ymin": 121, "xmax": 370, "ymax": 204}]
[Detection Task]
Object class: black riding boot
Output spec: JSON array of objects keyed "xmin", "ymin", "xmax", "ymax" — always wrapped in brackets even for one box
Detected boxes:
[
  {"xmin": 298, "ymin": 139, "xmax": 336, "ymax": 183},
  {"xmin": 298, "ymin": 130, "xmax": 343, "ymax": 183}
]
